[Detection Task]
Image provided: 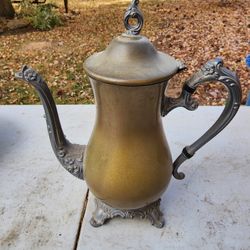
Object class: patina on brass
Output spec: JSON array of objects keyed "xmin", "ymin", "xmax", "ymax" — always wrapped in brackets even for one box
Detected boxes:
[
  {"xmin": 85, "ymin": 80, "xmax": 172, "ymax": 210},
  {"xmin": 16, "ymin": 0, "xmax": 242, "ymax": 228}
]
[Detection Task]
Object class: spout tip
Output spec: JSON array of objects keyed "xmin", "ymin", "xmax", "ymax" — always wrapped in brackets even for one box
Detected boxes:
[
  {"xmin": 15, "ymin": 65, "xmax": 28, "ymax": 80},
  {"xmin": 15, "ymin": 71, "xmax": 23, "ymax": 80}
]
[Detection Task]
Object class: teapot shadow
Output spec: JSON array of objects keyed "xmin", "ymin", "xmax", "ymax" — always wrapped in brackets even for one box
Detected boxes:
[{"xmin": 0, "ymin": 119, "xmax": 24, "ymax": 163}]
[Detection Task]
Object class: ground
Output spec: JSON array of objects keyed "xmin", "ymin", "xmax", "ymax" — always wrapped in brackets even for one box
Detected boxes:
[{"xmin": 0, "ymin": 0, "xmax": 249, "ymax": 105}]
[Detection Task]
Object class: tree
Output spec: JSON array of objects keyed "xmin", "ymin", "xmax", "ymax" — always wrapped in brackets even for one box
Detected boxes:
[
  {"xmin": 64, "ymin": 0, "xmax": 68, "ymax": 13},
  {"xmin": 0, "ymin": 0, "xmax": 15, "ymax": 18}
]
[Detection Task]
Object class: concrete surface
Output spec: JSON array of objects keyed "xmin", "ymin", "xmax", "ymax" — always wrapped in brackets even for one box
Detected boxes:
[{"xmin": 1, "ymin": 105, "xmax": 250, "ymax": 250}]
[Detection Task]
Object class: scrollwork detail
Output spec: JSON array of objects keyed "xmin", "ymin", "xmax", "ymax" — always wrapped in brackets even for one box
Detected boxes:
[
  {"xmin": 124, "ymin": 0, "xmax": 144, "ymax": 35},
  {"xmin": 161, "ymin": 58, "xmax": 242, "ymax": 180},
  {"xmin": 15, "ymin": 65, "xmax": 85, "ymax": 180},
  {"xmin": 90, "ymin": 199, "xmax": 165, "ymax": 228}
]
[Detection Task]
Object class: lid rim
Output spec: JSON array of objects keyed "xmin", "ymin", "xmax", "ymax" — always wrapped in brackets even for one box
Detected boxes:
[{"xmin": 84, "ymin": 65, "xmax": 179, "ymax": 86}]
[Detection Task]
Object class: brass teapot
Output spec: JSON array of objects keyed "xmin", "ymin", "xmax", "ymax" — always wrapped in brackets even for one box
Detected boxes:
[{"xmin": 16, "ymin": 0, "xmax": 242, "ymax": 228}]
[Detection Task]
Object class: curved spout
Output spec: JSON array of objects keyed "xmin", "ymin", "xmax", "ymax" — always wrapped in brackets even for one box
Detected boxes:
[{"xmin": 15, "ymin": 66, "xmax": 85, "ymax": 180}]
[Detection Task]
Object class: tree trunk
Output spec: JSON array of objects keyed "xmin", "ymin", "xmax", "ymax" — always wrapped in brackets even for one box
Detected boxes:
[
  {"xmin": 0, "ymin": 0, "xmax": 15, "ymax": 18},
  {"xmin": 64, "ymin": 0, "xmax": 68, "ymax": 13}
]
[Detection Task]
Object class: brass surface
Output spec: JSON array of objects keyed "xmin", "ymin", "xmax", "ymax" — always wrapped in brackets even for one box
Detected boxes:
[{"xmin": 84, "ymin": 80, "xmax": 172, "ymax": 209}]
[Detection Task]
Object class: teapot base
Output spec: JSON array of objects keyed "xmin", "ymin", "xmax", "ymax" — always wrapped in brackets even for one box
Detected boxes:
[{"xmin": 90, "ymin": 198, "xmax": 165, "ymax": 228}]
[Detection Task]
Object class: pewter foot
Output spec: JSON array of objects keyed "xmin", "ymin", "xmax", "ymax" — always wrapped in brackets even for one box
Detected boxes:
[
  {"xmin": 90, "ymin": 198, "xmax": 165, "ymax": 228},
  {"xmin": 90, "ymin": 202, "xmax": 111, "ymax": 227},
  {"xmin": 147, "ymin": 203, "xmax": 165, "ymax": 228}
]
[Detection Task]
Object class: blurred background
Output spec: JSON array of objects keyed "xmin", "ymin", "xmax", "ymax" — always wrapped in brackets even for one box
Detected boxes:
[{"xmin": 0, "ymin": 0, "xmax": 249, "ymax": 105}]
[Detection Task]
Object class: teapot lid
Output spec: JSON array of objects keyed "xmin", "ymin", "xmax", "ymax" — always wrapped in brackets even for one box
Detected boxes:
[{"xmin": 83, "ymin": 0, "xmax": 185, "ymax": 86}]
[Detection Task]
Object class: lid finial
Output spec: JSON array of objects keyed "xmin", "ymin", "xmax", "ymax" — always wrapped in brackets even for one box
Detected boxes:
[{"xmin": 124, "ymin": 0, "xmax": 144, "ymax": 35}]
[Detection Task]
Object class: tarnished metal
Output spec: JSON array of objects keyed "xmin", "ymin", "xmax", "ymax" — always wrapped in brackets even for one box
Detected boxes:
[
  {"xmin": 83, "ymin": 34, "xmax": 184, "ymax": 86},
  {"xmin": 15, "ymin": 0, "xmax": 242, "ymax": 228},
  {"xmin": 124, "ymin": 0, "xmax": 144, "ymax": 35},
  {"xmin": 84, "ymin": 80, "xmax": 172, "ymax": 210},
  {"xmin": 162, "ymin": 58, "xmax": 242, "ymax": 179},
  {"xmin": 90, "ymin": 198, "xmax": 165, "ymax": 228},
  {"xmin": 15, "ymin": 66, "xmax": 85, "ymax": 180}
]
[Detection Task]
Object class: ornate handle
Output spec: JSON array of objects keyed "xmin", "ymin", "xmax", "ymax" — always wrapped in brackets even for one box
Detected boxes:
[{"xmin": 162, "ymin": 58, "xmax": 242, "ymax": 180}]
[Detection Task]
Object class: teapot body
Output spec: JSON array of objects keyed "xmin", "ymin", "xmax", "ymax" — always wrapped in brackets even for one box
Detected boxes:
[{"xmin": 84, "ymin": 79, "xmax": 172, "ymax": 209}]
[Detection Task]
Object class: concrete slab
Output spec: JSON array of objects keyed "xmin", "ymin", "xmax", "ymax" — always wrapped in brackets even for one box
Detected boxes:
[
  {"xmin": 0, "ymin": 105, "xmax": 93, "ymax": 250},
  {"xmin": 78, "ymin": 106, "xmax": 250, "ymax": 250}
]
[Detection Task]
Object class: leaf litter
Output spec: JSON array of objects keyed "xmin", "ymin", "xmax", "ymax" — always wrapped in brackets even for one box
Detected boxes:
[{"xmin": 0, "ymin": 0, "xmax": 249, "ymax": 105}]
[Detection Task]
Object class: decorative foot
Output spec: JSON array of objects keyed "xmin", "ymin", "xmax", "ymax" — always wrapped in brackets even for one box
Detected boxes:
[{"xmin": 90, "ymin": 198, "xmax": 165, "ymax": 228}]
